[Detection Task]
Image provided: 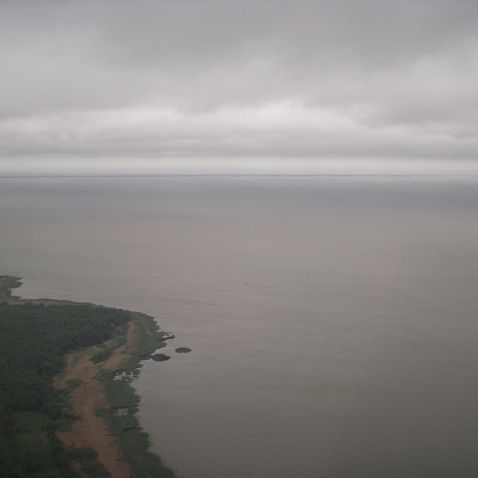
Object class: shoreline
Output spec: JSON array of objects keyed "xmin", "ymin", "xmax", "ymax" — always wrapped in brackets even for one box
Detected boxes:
[
  {"xmin": 0, "ymin": 275, "xmax": 176, "ymax": 478},
  {"xmin": 97, "ymin": 312, "xmax": 176, "ymax": 478}
]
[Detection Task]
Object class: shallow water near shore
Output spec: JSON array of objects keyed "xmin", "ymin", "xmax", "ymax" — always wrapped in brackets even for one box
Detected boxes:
[{"xmin": 2, "ymin": 175, "xmax": 478, "ymax": 477}]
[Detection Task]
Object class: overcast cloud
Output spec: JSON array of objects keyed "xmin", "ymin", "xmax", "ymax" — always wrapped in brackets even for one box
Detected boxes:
[{"xmin": 1, "ymin": 0, "xmax": 477, "ymax": 174}]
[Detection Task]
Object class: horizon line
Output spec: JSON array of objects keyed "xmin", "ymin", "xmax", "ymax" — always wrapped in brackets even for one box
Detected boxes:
[{"xmin": 1, "ymin": 173, "xmax": 478, "ymax": 179}]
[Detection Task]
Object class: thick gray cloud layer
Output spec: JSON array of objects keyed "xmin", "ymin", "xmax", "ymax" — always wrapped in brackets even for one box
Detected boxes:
[{"xmin": 0, "ymin": 0, "xmax": 477, "ymax": 172}]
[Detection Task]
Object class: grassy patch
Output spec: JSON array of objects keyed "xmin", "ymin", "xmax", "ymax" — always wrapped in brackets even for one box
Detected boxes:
[
  {"xmin": 66, "ymin": 448, "xmax": 110, "ymax": 478},
  {"xmin": 66, "ymin": 379, "xmax": 82, "ymax": 390},
  {"xmin": 90, "ymin": 332, "xmax": 127, "ymax": 363}
]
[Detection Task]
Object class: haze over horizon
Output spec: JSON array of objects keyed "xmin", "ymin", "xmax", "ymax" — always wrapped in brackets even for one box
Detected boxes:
[{"xmin": 1, "ymin": 0, "xmax": 477, "ymax": 175}]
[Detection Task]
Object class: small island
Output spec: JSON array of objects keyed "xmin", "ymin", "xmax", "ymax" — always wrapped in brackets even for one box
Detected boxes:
[{"xmin": 0, "ymin": 275, "xmax": 176, "ymax": 478}]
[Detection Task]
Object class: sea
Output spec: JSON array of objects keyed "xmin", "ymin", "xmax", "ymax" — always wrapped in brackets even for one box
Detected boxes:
[{"xmin": 1, "ymin": 175, "xmax": 478, "ymax": 478}]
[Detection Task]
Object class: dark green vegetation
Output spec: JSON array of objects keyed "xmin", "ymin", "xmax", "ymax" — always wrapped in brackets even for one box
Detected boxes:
[
  {"xmin": 90, "ymin": 334, "xmax": 126, "ymax": 364},
  {"xmin": 98, "ymin": 313, "xmax": 175, "ymax": 478},
  {"xmin": 0, "ymin": 275, "xmax": 22, "ymax": 302},
  {"xmin": 0, "ymin": 297, "xmax": 129, "ymax": 477},
  {"xmin": 0, "ymin": 277, "xmax": 176, "ymax": 478}
]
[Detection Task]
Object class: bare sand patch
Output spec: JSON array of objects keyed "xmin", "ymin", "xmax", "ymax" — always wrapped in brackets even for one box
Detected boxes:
[{"xmin": 56, "ymin": 320, "xmax": 141, "ymax": 478}]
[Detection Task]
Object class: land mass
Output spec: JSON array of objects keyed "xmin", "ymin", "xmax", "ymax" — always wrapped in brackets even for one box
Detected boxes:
[{"xmin": 0, "ymin": 275, "xmax": 175, "ymax": 478}]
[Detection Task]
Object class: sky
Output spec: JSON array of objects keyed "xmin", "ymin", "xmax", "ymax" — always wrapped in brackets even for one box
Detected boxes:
[{"xmin": 1, "ymin": 0, "xmax": 477, "ymax": 174}]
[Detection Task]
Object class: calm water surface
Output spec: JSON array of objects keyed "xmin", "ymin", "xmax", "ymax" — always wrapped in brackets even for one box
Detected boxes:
[{"xmin": 1, "ymin": 176, "xmax": 478, "ymax": 477}]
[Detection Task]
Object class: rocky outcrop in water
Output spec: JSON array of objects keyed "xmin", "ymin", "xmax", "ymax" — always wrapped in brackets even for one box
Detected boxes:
[{"xmin": 151, "ymin": 353, "xmax": 171, "ymax": 362}]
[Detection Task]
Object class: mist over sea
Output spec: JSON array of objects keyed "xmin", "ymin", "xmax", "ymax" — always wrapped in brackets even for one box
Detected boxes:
[{"xmin": 2, "ymin": 176, "xmax": 478, "ymax": 477}]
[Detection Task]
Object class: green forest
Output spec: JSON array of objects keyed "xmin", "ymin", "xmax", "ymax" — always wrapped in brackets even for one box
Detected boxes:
[{"xmin": 0, "ymin": 300, "xmax": 130, "ymax": 478}]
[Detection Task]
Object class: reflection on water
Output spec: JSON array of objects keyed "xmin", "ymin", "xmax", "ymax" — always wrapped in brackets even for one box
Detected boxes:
[{"xmin": 2, "ymin": 176, "xmax": 478, "ymax": 477}]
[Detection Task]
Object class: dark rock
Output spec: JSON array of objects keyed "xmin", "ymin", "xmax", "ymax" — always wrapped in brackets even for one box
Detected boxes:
[
  {"xmin": 175, "ymin": 347, "xmax": 192, "ymax": 354},
  {"xmin": 151, "ymin": 353, "xmax": 171, "ymax": 362},
  {"xmin": 139, "ymin": 353, "xmax": 153, "ymax": 360}
]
